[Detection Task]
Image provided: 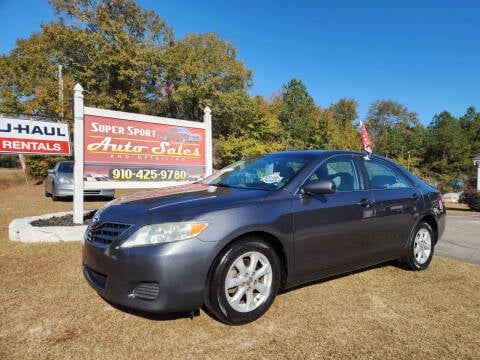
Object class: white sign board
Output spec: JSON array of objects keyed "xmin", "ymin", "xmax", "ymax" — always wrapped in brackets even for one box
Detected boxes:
[
  {"xmin": 72, "ymin": 83, "xmax": 213, "ymax": 223},
  {"xmin": 0, "ymin": 117, "xmax": 71, "ymax": 155}
]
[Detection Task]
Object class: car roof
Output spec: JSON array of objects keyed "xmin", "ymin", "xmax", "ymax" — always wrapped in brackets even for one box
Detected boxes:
[
  {"xmin": 56, "ymin": 160, "xmax": 73, "ymax": 167},
  {"xmin": 268, "ymin": 150, "xmax": 404, "ymax": 165},
  {"xmin": 269, "ymin": 150, "xmax": 365, "ymax": 158}
]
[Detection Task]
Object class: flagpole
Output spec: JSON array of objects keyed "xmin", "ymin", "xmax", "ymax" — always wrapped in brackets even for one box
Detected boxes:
[
  {"xmin": 19, "ymin": 154, "xmax": 28, "ymax": 185},
  {"xmin": 359, "ymin": 120, "xmax": 373, "ymax": 159}
]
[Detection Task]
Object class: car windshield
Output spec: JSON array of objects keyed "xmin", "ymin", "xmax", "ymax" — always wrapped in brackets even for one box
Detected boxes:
[
  {"xmin": 58, "ymin": 162, "xmax": 74, "ymax": 173},
  {"xmin": 204, "ymin": 153, "xmax": 311, "ymax": 190}
]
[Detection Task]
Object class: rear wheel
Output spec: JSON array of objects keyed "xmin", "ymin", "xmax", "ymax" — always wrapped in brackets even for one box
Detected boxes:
[
  {"xmin": 401, "ymin": 221, "xmax": 435, "ymax": 270},
  {"xmin": 205, "ymin": 237, "xmax": 280, "ymax": 325}
]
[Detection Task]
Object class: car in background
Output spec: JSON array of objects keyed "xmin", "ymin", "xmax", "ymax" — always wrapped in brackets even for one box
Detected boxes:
[
  {"xmin": 82, "ymin": 150, "xmax": 445, "ymax": 325},
  {"xmin": 442, "ymin": 192, "xmax": 461, "ymax": 203},
  {"xmin": 45, "ymin": 161, "xmax": 114, "ymax": 201},
  {"xmin": 161, "ymin": 127, "xmax": 202, "ymax": 143}
]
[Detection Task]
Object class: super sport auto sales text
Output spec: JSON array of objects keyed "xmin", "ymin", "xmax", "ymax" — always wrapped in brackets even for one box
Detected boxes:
[{"xmin": 86, "ymin": 122, "xmax": 201, "ymax": 157}]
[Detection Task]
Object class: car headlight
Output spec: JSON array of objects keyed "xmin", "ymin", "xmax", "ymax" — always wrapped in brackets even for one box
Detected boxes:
[
  {"xmin": 58, "ymin": 176, "xmax": 73, "ymax": 184},
  {"xmin": 120, "ymin": 222, "xmax": 208, "ymax": 248}
]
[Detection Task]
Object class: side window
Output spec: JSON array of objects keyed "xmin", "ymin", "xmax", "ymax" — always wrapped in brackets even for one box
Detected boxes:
[
  {"xmin": 365, "ymin": 159, "xmax": 413, "ymax": 189},
  {"xmin": 309, "ymin": 156, "xmax": 362, "ymax": 191}
]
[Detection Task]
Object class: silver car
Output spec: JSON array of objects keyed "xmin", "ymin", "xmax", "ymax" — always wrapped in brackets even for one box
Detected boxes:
[{"xmin": 45, "ymin": 161, "xmax": 114, "ymax": 201}]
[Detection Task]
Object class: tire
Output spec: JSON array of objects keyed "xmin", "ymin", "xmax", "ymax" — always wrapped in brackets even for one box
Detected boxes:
[
  {"xmin": 205, "ymin": 237, "xmax": 281, "ymax": 325},
  {"xmin": 401, "ymin": 221, "xmax": 435, "ymax": 271},
  {"xmin": 51, "ymin": 185, "xmax": 59, "ymax": 201}
]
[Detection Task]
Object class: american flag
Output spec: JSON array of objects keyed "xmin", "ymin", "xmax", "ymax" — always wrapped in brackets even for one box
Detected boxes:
[
  {"xmin": 360, "ymin": 120, "xmax": 373, "ymax": 156},
  {"xmin": 19, "ymin": 154, "xmax": 26, "ymax": 174},
  {"xmin": 19, "ymin": 154, "xmax": 28, "ymax": 184}
]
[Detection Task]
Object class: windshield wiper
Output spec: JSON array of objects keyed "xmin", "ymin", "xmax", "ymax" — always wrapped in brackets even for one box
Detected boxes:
[{"xmin": 212, "ymin": 182, "xmax": 231, "ymax": 188}]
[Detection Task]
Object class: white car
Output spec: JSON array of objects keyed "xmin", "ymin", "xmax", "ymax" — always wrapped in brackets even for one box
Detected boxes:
[
  {"xmin": 45, "ymin": 161, "xmax": 114, "ymax": 201},
  {"xmin": 442, "ymin": 192, "xmax": 461, "ymax": 203}
]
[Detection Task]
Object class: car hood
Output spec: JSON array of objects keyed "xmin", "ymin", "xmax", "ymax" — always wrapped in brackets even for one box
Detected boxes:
[
  {"xmin": 95, "ymin": 183, "xmax": 270, "ymax": 224},
  {"xmin": 57, "ymin": 172, "xmax": 73, "ymax": 179}
]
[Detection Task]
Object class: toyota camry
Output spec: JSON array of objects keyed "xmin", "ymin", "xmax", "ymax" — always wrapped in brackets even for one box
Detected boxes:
[{"xmin": 82, "ymin": 150, "xmax": 445, "ymax": 325}]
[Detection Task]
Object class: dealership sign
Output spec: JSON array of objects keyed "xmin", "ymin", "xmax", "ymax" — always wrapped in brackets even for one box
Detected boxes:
[
  {"xmin": 72, "ymin": 83, "xmax": 212, "ymax": 223},
  {"xmin": 0, "ymin": 118, "xmax": 71, "ymax": 155},
  {"xmin": 84, "ymin": 113, "xmax": 207, "ymax": 182}
]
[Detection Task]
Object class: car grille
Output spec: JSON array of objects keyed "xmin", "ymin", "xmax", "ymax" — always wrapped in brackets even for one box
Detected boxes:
[
  {"xmin": 86, "ymin": 222, "xmax": 132, "ymax": 247},
  {"xmin": 84, "ymin": 190, "xmax": 102, "ymax": 195}
]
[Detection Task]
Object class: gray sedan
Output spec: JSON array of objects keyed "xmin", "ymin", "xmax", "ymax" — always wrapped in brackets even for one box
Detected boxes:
[
  {"xmin": 45, "ymin": 161, "xmax": 114, "ymax": 201},
  {"xmin": 82, "ymin": 150, "xmax": 445, "ymax": 325}
]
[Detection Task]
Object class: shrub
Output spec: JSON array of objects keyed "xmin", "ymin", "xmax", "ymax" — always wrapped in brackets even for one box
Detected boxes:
[
  {"xmin": 463, "ymin": 191, "xmax": 480, "ymax": 211},
  {"xmin": 0, "ymin": 154, "xmax": 20, "ymax": 168},
  {"xmin": 26, "ymin": 155, "xmax": 71, "ymax": 179}
]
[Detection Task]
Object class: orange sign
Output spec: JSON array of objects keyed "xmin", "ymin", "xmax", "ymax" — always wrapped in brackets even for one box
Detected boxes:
[{"xmin": 84, "ymin": 114, "xmax": 207, "ymax": 181}]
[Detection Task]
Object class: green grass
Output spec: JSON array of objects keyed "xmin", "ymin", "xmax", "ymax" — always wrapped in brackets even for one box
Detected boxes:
[{"xmin": 1, "ymin": 170, "xmax": 479, "ymax": 359}]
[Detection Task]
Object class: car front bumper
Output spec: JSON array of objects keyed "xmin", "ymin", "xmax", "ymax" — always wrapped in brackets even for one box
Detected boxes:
[
  {"xmin": 54, "ymin": 183, "xmax": 75, "ymax": 197},
  {"xmin": 54, "ymin": 183, "xmax": 114, "ymax": 198},
  {"xmin": 82, "ymin": 237, "xmax": 216, "ymax": 313}
]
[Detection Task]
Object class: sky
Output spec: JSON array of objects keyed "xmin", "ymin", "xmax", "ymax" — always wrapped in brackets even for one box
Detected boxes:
[{"xmin": 0, "ymin": 0, "xmax": 479, "ymax": 125}]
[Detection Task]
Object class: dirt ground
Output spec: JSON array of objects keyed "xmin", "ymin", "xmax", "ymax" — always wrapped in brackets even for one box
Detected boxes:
[{"xmin": 1, "ymin": 169, "xmax": 479, "ymax": 359}]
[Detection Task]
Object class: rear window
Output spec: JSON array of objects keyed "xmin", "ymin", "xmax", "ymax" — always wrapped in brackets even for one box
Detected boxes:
[{"xmin": 365, "ymin": 159, "xmax": 413, "ymax": 189}]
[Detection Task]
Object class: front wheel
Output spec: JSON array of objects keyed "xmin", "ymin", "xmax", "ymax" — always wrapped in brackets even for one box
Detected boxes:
[
  {"xmin": 205, "ymin": 237, "xmax": 281, "ymax": 325},
  {"xmin": 401, "ymin": 221, "xmax": 435, "ymax": 270},
  {"xmin": 51, "ymin": 185, "xmax": 59, "ymax": 201}
]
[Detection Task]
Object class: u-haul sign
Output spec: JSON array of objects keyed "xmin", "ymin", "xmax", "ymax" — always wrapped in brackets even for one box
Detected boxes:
[{"xmin": 0, "ymin": 118, "xmax": 71, "ymax": 155}]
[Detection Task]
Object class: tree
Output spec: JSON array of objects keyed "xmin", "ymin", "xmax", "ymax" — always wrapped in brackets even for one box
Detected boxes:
[
  {"xmin": 48, "ymin": 0, "xmax": 174, "ymax": 112},
  {"xmin": 276, "ymin": 79, "xmax": 318, "ymax": 149},
  {"xmin": 215, "ymin": 95, "xmax": 284, "ymax": 167},
  {"xmin": 397, "ymin": 124, "xmax": 428, "ymax": 176},
  {"xmin": 0, "ymin": 26, "xmax": 75, "ymax": 120},
  {"xmin": 424, "ymin": 111, "xmax": 470, "ymax": 179},
  {"xmin": 330, "ymin": 98, "xmax": 358, "ymax": 130},
  {"xmin": 1, "ymin": 0, "xmax": 174, "ymax": 117},
  {"xmin": 366, "ymin": 100, "xmax": 420, "ymax": 159},
  {"xmin": 1, "ymin": 0, "xmax": 257, "ymax": 170},
  {"xmin": 328, "ymin": 99, "xmax": 361, "ymax": 151},
  {"xmin": 460, "ymin": 106, "xmax": 480, "ymax": 158},
  {"xmin": 151, "ymin": 32, "xmax": 253, "ymax": 131}
]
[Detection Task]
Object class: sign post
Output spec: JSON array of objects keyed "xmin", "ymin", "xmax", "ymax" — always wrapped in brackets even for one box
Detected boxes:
[
  {"xmin": 204, "ymin": 106, "xmax": 213, "ymax": 176},
  {"xmin": 73, "ymin": 84, "xmax": 85, "ymax": 224},
  {"xmin": 473, "ymin": 155, "xmax": 480, "ymax": 192}
]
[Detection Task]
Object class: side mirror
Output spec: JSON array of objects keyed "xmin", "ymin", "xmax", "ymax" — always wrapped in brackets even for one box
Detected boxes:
[
  {"xmin": 302, "ymin": 180, "xmax": 336, "ymax": 195},
  {"xmin": 47, "ymin": 169, "xmax": 55, "ymax": 175}
]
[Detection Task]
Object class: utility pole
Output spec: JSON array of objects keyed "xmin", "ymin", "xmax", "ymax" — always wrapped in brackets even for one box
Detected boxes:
[{"xmin": 58, "ymin": 64, "xmax": 64, "ymax": 118}]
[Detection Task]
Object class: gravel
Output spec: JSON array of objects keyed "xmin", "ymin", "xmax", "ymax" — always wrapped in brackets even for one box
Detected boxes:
[{"xmin": 30, "ymin": 210, "xmax": 96, "ymax": 227}]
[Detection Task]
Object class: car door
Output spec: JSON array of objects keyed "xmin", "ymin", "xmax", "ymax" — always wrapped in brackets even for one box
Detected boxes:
[
  {"xmin": 292, "ymin": 154, "xmax": 377, "ymax": 281},
  {"xmin": 362, "ymin": 157, "xmax": 421, "ymax": 257}
]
